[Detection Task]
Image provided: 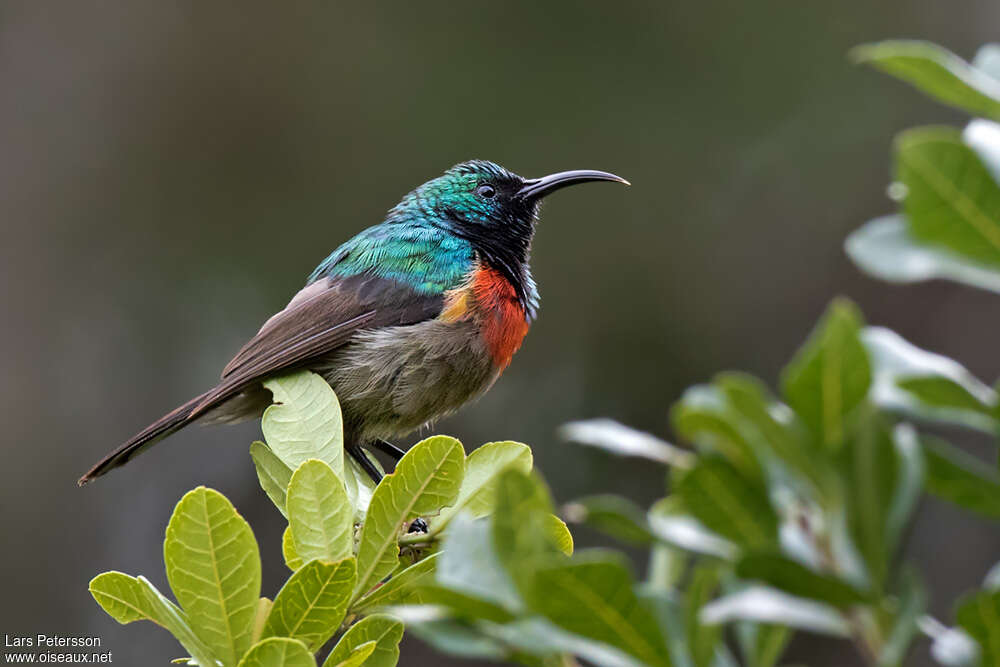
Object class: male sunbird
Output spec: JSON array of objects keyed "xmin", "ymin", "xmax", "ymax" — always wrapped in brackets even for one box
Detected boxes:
[{"xmin": 80, "ymin": 161, "xmax": 628, "ymax": 485}]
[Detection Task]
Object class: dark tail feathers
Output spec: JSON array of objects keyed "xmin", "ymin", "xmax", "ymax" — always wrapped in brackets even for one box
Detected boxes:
[{"xmin": 78, "ymin": 389, "xmax": 214, "ymax": 485}]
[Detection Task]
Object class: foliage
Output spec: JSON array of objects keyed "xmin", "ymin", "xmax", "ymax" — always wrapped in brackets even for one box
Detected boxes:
[
  {"xmin": 90, "ymin": 37, "xmax": 1000, "ymax": 667},
  {"xmin": 559, "ymin": 37, "xmax": 1000, "ymax": 667},
  {"xmin": 90, "ymin": 370, "xmax": 587, "ymax": 666},
  {"xmin": 555, "ymin": 38, "xmax": 1000, "ymax": 666},
  {"xmin": 846, "ymin": 40, "xmax": 1000, "ymax": 294}
]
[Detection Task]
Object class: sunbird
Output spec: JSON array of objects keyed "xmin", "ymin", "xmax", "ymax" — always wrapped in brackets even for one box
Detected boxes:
[{"xmin": 80, "ymin": 161, "xmax": 628, "ymax": 485}]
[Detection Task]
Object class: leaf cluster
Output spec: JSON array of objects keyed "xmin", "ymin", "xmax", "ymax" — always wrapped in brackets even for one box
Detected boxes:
[
  {"xmin": 91, "ymin": 371, "xmax": 552, "ymax": 666},
  {"xmin": 556, "ymin": 39, "xmax": 1000, "ymax": 667}
]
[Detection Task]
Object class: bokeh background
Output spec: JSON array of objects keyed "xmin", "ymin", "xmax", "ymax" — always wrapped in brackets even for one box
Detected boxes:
[{"xmin": 3, "ymin": 2, "xmax": 1000, "ymax": 665}]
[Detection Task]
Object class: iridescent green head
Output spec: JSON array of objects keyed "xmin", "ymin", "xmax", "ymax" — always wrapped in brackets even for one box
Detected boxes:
[
  {"xmin": 387, "ymin": 160, "xmax": 628, "ymax": 276},
  {"xmin": 389, "ymin": 161, "xmax": 530, "ymax": 229}
]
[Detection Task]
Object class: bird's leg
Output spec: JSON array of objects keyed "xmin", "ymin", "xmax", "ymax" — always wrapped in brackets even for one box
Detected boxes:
[
  {"xmin": 347, "ymin": 444, "xmax": 383, "ymax": 484},
  {"xmin": 371, "ymin": 438, "xmax": 406, "ymax": 461},
  {"xmin": 358, "ymin": 440, "xmax": 427, "ymax": 534}
]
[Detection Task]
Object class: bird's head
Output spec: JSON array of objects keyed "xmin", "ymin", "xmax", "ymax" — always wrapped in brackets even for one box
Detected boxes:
[{"xmin": 388, "ymin": 160, "xmax": 629, "ymax": 262}]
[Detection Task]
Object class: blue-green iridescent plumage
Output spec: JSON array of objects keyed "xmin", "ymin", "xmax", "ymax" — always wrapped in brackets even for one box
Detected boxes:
[
  {"xmin": 309, "ymin": 224, "xmax": 474, "ymax": 296},
  {"xmin": 309, "ymin": 160, "xmax": 540, "ymax": 316}
]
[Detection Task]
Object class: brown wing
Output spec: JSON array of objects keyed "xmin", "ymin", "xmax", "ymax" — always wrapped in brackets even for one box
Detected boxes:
[
  {"xmin": 78, "ymin": 273, "xmax": 444, "ymax": 484},
  {"xmin": 190, "ymin": 273, "xmax": 445, "ymax": 417}
]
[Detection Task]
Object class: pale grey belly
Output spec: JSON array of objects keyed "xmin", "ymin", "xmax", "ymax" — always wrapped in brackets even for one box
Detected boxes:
[
  {"xmin": 202, "ymin": 319, "xmax": 498, "ymax": 442},
  {"xmin": 318, "ymin": 319, "xmax": 498, "ymax": 441}
]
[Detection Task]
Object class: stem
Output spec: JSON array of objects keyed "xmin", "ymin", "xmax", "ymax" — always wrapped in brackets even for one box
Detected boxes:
[
  {"xmin": 797, "ymin": 499, "xmax": 886, "ymax": 665},
  {"xmin": 399, "ymin": 532, "xmax": 436, "ymax": 548},
  {"xmin": 848, "ymin": 609, "xmax": 884, "ymax": 666}
]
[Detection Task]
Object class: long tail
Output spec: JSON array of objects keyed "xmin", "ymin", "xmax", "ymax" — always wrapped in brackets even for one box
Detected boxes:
[{"xmin": 78, "ymin": 389, "xmax": 215, "ymax": 486}]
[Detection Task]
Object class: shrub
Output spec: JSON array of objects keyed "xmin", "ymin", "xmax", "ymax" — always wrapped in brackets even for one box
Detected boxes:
[{"xmin": 91, "ymin": 39, "xmax": 1000, "ymax": 666}]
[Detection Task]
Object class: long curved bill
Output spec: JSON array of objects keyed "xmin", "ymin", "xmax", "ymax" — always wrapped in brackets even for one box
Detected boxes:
[{"xmin": 517, "ymin": 169, "xmax": 630, "ymax": 201}]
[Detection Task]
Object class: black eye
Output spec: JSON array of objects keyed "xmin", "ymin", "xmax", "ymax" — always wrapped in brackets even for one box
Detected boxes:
[{"xmin": 476, "ymin": 184, "xmax": 496, "ymax": 199}]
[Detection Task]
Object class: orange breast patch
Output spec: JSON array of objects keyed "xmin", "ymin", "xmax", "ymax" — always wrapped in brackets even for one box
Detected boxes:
[
  {"xmin": 439, "ymin": 264, "xmax": 530, "ymax": 369},
  {"xmin": 471, "ymin": 265, "xmax": 530, "ymax": 369}
]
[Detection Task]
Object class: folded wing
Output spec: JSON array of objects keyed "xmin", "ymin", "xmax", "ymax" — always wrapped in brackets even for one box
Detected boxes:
[{"xmin": 79, "ymin": 273, "xmax": 444, "ymax": 484}]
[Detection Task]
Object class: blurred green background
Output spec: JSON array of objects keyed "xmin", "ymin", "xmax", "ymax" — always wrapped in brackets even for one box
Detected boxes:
[{"xmin": 2, "ymin": 2, "xmax": 999, "ymax": 665}]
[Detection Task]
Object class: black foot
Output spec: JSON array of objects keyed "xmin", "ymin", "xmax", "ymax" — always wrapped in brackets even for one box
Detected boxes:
[
  {"xmin": 347, "ymin": 444, "xmax": 382, "ymax": 484},
  {"xmin": 371, "ymin": 438, "xmax": 407, "ymax": 461},
  {"xmin": 407, "ymin": 518, "xmax": 428, "ymax": 534}
]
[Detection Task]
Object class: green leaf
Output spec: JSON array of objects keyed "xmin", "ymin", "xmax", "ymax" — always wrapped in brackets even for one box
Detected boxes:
[
  {"xmin": 328, "ymin": 641, "xmax": 376, "ymax": 667},
  {"xmin": 431, "ymin": 440, "xmax": 532, "ymax": 535},
  {"xmin": 897, "ymin": 126, "xmax": 1000, "ymax": 267},
  {"xmin": 956, "ymin": 589, "xmax": 1000, "ymax": 666},
  {"xmin": 524, "ymin": 553, "xmax": 672, "ymax": 667},
  {"xmin": 251, "ymin": 597, "xmax": 271, "ymax": 645},
  {"xmin": 646, "ymin": 542, "xmax": 687, "ymax": 592},
  {"xmin": 878, "ymin": 568, "xmax": 926, "ymax": 667},
  {"xmin": 438, "ymin": 513, "xmax": 522, "ymax": 611},
  {"xmin": 559, "ymin": 419, "xmax": 695, "ymax": 468},
  {"xmin": 492, "ymin": 470, "xmax": 567, "ymax": 592},
  {"xmin": 144, "ymin": 575, "xmax": 222, "ymax": 667},
  {"xmin": 846, "ymin": 215, "xmax": 1000, "ymax": 293},
  {"xmin": 140, "ymin": 580, "xmax": 221, "ymax": 666},
  {"xmin": 352, "ymin": 553, "xmax": 440, "ymax": 612},
  {"xmin": 263, "ymin": 558, "xmax": 357, "ymax": 651},
  {"xmin": 685, "ymin": 565, "xmax": 722, "ymax": 667},
  {"xmin": 717, "ymin": 374, "xmax": 830, "ymax": 495},
  {"xmin": 402, "ymin": 618, "xmax": 509, "ymax": 662},
  {"xmin": 974, "ymin": 44, "xmax": 1000, "ymax": 80},
  {"xmin": 89, "ymin": 572, "xmax": 220, "ymax": 667},
  {"xmin": 287, "ymin": 460, "xmax": 353, "ymax": 564},
  {"xmin": 862, "ymin": 326, "xmax": 998, "ymax": 432},
  {"xmin": 701, "ymin": 586, "xmax": 851, "ymax": 637},
  {"xmin": 676, "ymin": 458, "xmax": 778, "ymax": 550},
  {"xmin": 484, "ymin": 617, "xmax": 649, "ymax": 667},
  {"xmin": 263, "ymin": 370, "xmax": 345, "ymax": 480},
  {"xmin": 398, "ymin": 608, "xmax": 646, "ymax": 666},
  {"xmin": 415, "ymin": 585, "xmax": 516, "ymax": 624},
  {"xmin": 735, "ymin": 554, "xmax": 869, "ymax": 609},
  {"xmin": 781, "ymin": 298, "xmax": 870, "ymax": 452},
  {"xmin": 926, "ymin": 625, "xmax": 980, "ymax": 666},
  {"xmin": 283, "ymin": 526, "xmax": 304, "ymax": 572},
  {"xmin": 647, "ymin": 497, "xmax": 738, "ymax": 560},
  {"xmin": 885, "ymin": 424, "xmax": 925, "ymax": 556},
  {"xmin": 965, "ymin": 119, "xmax": 1000, "ymax": 190},
  {"xmin": 323, "ymin": 614, "xmax": 404, "ymax": 667},
  {"xmin": 354, "ymin": 435, "xmax": 464, "ymax": 597},
  {"xmin": 563, "ymin": 494, "xmax": 654, "ymax": 545},
  {"xmin": 543, "ymin": 514, "xmax": 574, "ymax": 556},
  {"xmin": 90, "ymin": 571, "xmax": 162, "ymax": 626},
  {"xmin": 922, "ymin": 436, "xmax": 1000, "ymax": 518},
  {"xmin": 344, "ymin": 456, "xmax": 379, "ymax": 523},
  {"xmin": 670, "ymin": 384, "xmax": 763, "ymax": 481},
  {"xmin": 843, "ymin": 408, "xmax": 900, "ymax": 590},
  {"xmin": 250, "ymin": 441, "xmax": 294, "ymax": 517},
  {"xmin": 851, "ymin": 40, "xmax": 1000, "ymax": 118},
  {"xmin": 164, "ymin": 487, "xmax": 261, "ymax": 667},
  {"xmin": 898, "ymin": 377, "xmax": 995, "ymax": 416},
  {"xmin": 237, "ymin": 637, "xmax": 316, "ymax": 667},
  {"xmin": 735, "ymin": 622, "xmax": 791, "ymax": 667}
]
